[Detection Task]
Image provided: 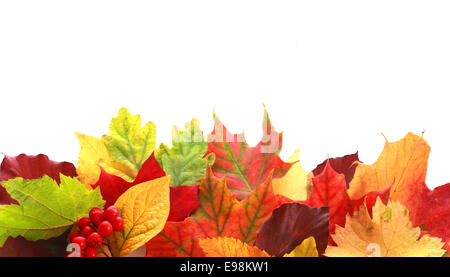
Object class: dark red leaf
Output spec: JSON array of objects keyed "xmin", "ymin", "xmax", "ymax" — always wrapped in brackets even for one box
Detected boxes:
[
  {"xmin": 0, "ymin": 153, "xmax": 76, "ymax": 205},
  {"xmin": 255, "ymin": 202, "xmax": 329, "ymax": 256},
  {"xmin": 312, "ymin": 152, "xmax": 360, "ymax": 188}
]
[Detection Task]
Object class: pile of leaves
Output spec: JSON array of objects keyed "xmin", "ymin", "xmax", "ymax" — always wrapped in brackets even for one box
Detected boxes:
[{"xmin": 0, "ymin": 108, "xmax": 448, "ymax": 257}]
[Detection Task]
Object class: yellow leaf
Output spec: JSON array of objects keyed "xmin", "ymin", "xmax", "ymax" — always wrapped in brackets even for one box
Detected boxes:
[
  {"xmin": 199, "ymin": 237, "xmax": 270, "ymax": 257},
  {"xmin": 283, "ymin": 237, "xmax": 319, "ymax": 257},
  {"xmin": 75, "ymin": 132, "xmax": 112, "ymax": 186},
  {"xmin": 272, "ymin": 149, "xmax": 313, "ymax": 201},
  {"xmin": 109, "ymin": 176, "xmax": 171, "ymax": 257},
  {"xmin": 75, "ymin": 132, "xmax": 137, "ymax": 186},
  {"xmin": 75, "ymin": 108, "xmax": 157, "ymax": 185},
  {"xmin": 325, "ymin": 198, "xmax": 445, "ymax": 257},
  {"xmin": 348, "ymin": 132, "xmax": 429, "ymax": 201}
]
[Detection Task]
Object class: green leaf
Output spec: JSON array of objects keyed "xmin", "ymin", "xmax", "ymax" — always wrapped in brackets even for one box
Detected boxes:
[
  {"xmin": 102, "ymin": 107, "xmax": 157, "ymax": 178},
  {"xmin": 0, "ymin": 175, "xmax": 105, "ymax": 246},
  {"xmin": 156, "ymin": 118, "xmax": 215, "ymax": 187}
]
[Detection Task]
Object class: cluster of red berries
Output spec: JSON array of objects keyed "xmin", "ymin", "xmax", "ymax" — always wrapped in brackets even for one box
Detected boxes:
[{"xmin": 66, "ymin": 206, "xmax": 124, "ymax": 257}]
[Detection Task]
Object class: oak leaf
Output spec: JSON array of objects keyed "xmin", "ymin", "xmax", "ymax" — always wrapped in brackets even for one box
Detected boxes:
[{"xmin": 156, "ymin": 118, "xmax": 215, "ymax": 187}]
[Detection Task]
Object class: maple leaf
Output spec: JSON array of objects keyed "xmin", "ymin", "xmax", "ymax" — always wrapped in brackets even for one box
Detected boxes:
[
  {"xmin": 108, "ymin": 176, "xmax": 170, "ymax": 257},
  {"xmin": 325, "ymin": 198, "xmax": 446, "ymax": 257},
  {"xmin": 0, "ymin": 175, "xmax": 104, "ymax": 246},
  {"xmin": 205, "ymin": 107, "xmax": 294, "ymax": 200},
  {"xmin": 255, "ymin": 202, "xmax": 329, "ymax": 256},
  {"xmin": 199, "ymin": 237, "xmax": 270, "ymax": 257},
  {"xmin": 156, "ymin": 118, "xmax": 215, "ymax": 187},
  {"xmin": 272, "ymin": 149, "xmax": 313, "ymax": 201},
  {"xmin": 76, "ymin": 108, "xmax": 156, "ymax": 185},
  {"xmin": 312, "ymin": 152, "xmax": 360, "ymax": 188},
  {"xmin": 348, "ymin": 132, "xmax": 428, "ymax": 202},
  {"xmin": 411, "ymin": 182, "xmax": 450, "ymax": 249},
  {"xmin": 347, "ymin": 132, "xmax": 450, "ymax": 246},
  {"xmin": 303, "ymin": 161, "xmax": 354, "ymax": 237},
  {"xmin": 283, "ymin": 237, "xmax": 319, "ymax": 257},
  {"xmin": 146, "ymin": 164, "xmax": 279, "ymax": 257}
]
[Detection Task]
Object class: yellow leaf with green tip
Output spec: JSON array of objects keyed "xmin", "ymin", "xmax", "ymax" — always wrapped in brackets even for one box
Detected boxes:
[
  {"xmin": 109, "ymin": 176, "xmax": 170, "ymax": 257},
  {"xmin": 102, "ymin": 107, "xmax": 156, "ymax": 180}
]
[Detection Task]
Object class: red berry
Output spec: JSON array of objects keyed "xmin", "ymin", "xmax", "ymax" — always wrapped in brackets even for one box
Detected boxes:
[
  {"xmin": 81, "ymin": 225, "xmax": 95, "ymax": 238},
  {"xmin": 112, "ymin": 217, "xmax": 124, "ymax": 231},
  {"xmin": 77, "ymin": 217, "xmax": 91, "ymax": 230},
  {"xmin": 89, "ymin": 208, "xmax": 104, "ymax": 226},
  {"xmin": 69, "ymin": 230, "xmax": 81, "ymax": 242},
  {"xmin": 71, "ymin": 236, "xmax": 87, "ymax": 250},
  {"xmin": 104, "ymin": 206, "xmax": 119, "ymax": 222},
  {"xmin": 84, "ymin": 247, "xmax": 98, "ymax": 257},
  {"xmin": 87, "ymin": 232, "xmax": 103, "ymax": 248},
  {"xmin": 98, "ymin": 221, "xmax": 113, "ymax": 237}
]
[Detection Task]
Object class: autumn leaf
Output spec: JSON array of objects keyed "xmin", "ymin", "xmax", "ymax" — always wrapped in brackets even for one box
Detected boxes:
[
  {"xmin": 312, "ymin": 152, "xmax": 360, "ymax": 188},
  {"xmin": 348, "ymin": 132, "xmax": 428, "ymax": 202},
  {"xmin": 283, "ymin": 237, "xmax": 318, "ymax": 257},
  {"xmin": 168, "ymin": 185, "xmax": 200, "ymax": 222},
  {"xmin": 347, "ymin": 132, "xmax": 450, "ymax": 246},
  {"xmin": 205, "ymin": 107, "xmax": 293, "ymax": 200},
  {"xmin": 325, "ymin": 198, "xmax": 445, "ymax": 257},
  {"xmin": 272, "ymin": 149, "xmax": 313, "ymax": 201},
  {"xmin": 92, "ymin": 153, "xmax": 165, "ymax": 208},
  {"xmin": 102, "ymin": 107, "xmax": 156, "ymax": 179},
  {"xmin": 76, "ymin": 108, "xmax": 156, "ymax": 185},
  {"xmin": 0, "ymin": 154, "xmax": 78, "ymax": 256},
  {"xmin": 0, "ymin": 154, "xmax": 76, "ymax": 205},
  {"xmin": 303, "ymin": 161, "xmax": 354, "ymax": 237},
  {"xmin": 255, "ymin": 202, "xmax": 329, "ymax": 256},
  {"xmin": 146, "ymin": 164, "xmax": 279, "ymax": 257},
  {"xmin": 156, "ymin": 118, "xmax": 215, "ymax": 187},
  {"xmin": 0, "ymin": 154, "xmax": 76, "ymax": 184},
  {"xmin": 0, "ymin": 175, "xmax": 104, "ymax": 246},
  {"xmin": 109, "ymin": 176, "xmax": 170, "ymax": 257},
  {"xmin": 411, "ymin": 182, "xmax": 450, "ymax": 250},
  {"xmin": 199, "ymin": 237, "xmax": 270, "ymax": 257}
]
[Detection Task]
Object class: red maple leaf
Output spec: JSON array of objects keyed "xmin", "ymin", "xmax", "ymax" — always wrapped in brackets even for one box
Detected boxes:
[
  {"xmin": 146, "ymin": 164, "xmax": 281, "ymax": 257},
  {"xmin": 205, "ymin": 109, "xmax": 293, "ymax": 200}
]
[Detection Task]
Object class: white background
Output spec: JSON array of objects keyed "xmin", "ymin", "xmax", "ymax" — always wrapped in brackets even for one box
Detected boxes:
[{"xmin": 1, "ymin": 1, "xmax": 449, "ymax": 188}]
